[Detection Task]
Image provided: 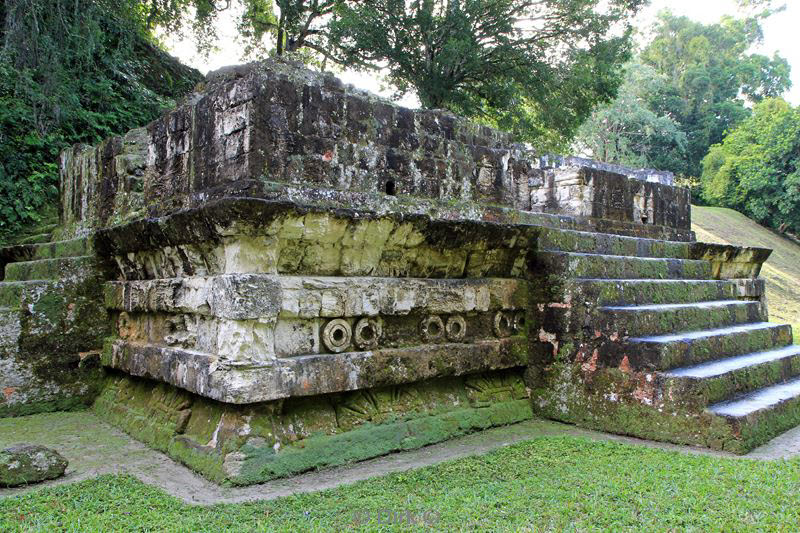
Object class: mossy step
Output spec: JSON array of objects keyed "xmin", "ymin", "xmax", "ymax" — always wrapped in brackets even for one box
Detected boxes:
[
  {"xmin": 571, "ymin": 279, "xmax": 737, "ymax": 305},
  {"xmin": 17, "ymin": 232, "xmax": 52, "ymax": 245},
  {"xmin": 626, "ymin": 322, "xmax": 793, "ymax": 371},
  {"xmin": 538, "ymin": 227, "xmax": 690, "ymax": 259},
  {"xmin": 708, "ymin": 375, "xmax": 800, "ymax": 453},
  {"xmin": 0, "ymin": 280, "xmax": 51, "ymax": 308},
  {"xmin": 537, "ymin": 251, "xmax": 712, "ymax": 280},
  {"xmin": 598, "ymin": 300, "xmax": 766, "ymax": 336},
  {"xmin": 36, "ymin": 222, "xmax": 59, "ymax": 233},
  {"xmin": 3, "ymin": 255, "xmax": 95, "ymax": 281},
  {"xmin": 28, "ymin": 238, "xmax": 91, "ymax": 260},
  {"xmin": 663, "ymin": 345, "xmax": 800, "ymax": 408}
]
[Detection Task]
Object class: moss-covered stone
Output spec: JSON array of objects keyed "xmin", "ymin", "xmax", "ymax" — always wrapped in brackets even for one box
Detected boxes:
[
  {"xmin": 94, "ymin": 369, "xmax": 532, "ymax": 485},
  {"xmin": 0, "ymin": 445, "xmax": 68, "ymax": 487},
  {"xmin": 0, "ymin": 237, "xmax": 109, "ymax": 418}
]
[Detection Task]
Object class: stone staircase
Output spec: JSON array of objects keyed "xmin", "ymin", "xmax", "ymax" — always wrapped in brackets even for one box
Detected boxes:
[
  {"xmin": 0, "ymin": 235, "xmax": 107, "ymax": 416},
  {"xmin": 529, "ymin": 226, "xmax": 797, "ymax": 453},
  {"xmin": 14, "ymin": 222, "xmax": 59, "ymax": 245}
]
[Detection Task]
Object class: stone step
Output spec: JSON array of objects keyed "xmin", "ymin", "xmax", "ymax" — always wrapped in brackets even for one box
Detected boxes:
[
  {"xmin": 598, "ymin": 300, "xmax": 765, "ymax": 336},
  {"xmin": 538, "ymin": 227, "xmax": 690, "ymax": 259},
  {"xmin": 28, "ymin": 238, "xmax": 91, "ymax": 260},
  {"xmin": 0, "ymin": 280, "xmax": 51, "ymax": 308},
  {"xmin": 625, "ymin": 322, "xmax": 793, "ymax": 371},
  {"xmin": 708, "ymin": 376, "xmax": 800, "ymax": 453},
  {"xmin": 513, "ymin": 209, "xmax": 693, "ymax": 241},
  {"xmin": 663, "ymin": 345, "xmax": 800, "ymax": 407},
  {"xmin": 17, "ymin": 232, "xmax": 53, "ymax": 245},
  {"xmin": 571, "ymin": 279, "xmax": 737, "ymax": 306},
  {"xmin": 3, "ymin": 256, "xmax": 95, "ymax": 281},
  {"xmin": 537, "ymin": 251, "xmax": 712, "ymax": 280}
]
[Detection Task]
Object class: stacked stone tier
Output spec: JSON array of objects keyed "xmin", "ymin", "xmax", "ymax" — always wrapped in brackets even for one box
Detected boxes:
[
  {"xmin": 95, "ymin": 198, "xmax": 536, "ymax": 404},
  {"xmin": 529, "ymin": 228, "xmax": 791, "ymax": 453},
  {"xmin": 0, "ymin": 236, "xmax": 107, "ymax": 416}
]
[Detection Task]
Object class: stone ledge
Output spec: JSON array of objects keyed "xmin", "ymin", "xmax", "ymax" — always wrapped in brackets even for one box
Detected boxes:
[
  {"xmin": 92, "ymin": 370, "xmax": 532, "ymax": 486},
  {"xmin": 689, "ymin": 242, "xmax": 772, "ymax": 279},
  {"xmin": 104, "ymin": 338, "xmax": 528, "ymax": 403},
  {"xmin": 105, "ymin": 275, "xmax": 528, "ymax": 320}
]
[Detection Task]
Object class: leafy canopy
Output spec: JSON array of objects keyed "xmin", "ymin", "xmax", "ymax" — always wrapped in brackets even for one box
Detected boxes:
[
  {"xmin": 573, "ymin": 62, "xmax": 688, "ymax": 174},
  {"xmin": 701, "ymin": 98, "xmax": 800, "ymax": 234},
  {"xmin": 639, "ymin": 11, "xmax": 791, "ymax": 177},
  {"xmin": 326, "ymin": 0, "xmax": 644, "ymax": 151}
]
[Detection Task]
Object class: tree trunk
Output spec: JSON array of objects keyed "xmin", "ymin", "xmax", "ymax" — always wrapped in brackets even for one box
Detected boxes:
[
  {"xmin": 276, "ymin": 11, "xmax": 285, "ymax": 56},
  {"xmin": 1, "ymin": 0, "xmax": 6, "ymax": 48}
]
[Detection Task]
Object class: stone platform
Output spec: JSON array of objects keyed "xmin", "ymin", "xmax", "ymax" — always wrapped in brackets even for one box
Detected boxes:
[{"xmin": 0, "ymin": 59, "xmax": 794, "ymax": 485}]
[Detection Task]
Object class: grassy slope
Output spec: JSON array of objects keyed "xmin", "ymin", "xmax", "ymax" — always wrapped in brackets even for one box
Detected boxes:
[
  {"xmin": 693, "ymin": 205, "xmax": 800, "ymax": 334},
  {"xmin": 2, "ymin": 437, "xmax": 800, "ymax": 531}
]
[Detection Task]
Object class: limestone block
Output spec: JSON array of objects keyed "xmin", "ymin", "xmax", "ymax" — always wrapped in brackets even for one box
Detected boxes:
[
  {"xmin": 106, "ymin": 274, "xmax": 281, "ymax": 320},
  {"xmin": 689, "ymin": 242, "xmax": 773, "ymax": 279},
  {"xmin": 106, "ymin": 336, "xmax": 528, "ymax": 403}
]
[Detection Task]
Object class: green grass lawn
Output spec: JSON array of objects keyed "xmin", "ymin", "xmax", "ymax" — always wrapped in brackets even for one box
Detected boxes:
[
  {"xmin": 693, "ymin": 205, "xmax": 800, "ymax": 336},
  {"xmin": 2, "ymin": 436, "xmax": 800, "ymax": 531}
]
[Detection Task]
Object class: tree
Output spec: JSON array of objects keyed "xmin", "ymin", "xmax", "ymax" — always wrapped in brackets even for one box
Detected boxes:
[
  {"xmin": 640, "ymin": 11, "xmax": 791, "ymax": 177},
  {"xmin": 236, "ymin": 0, "xmax": 340, "ymax": 59},
  {"xmin": 701, "ymin": 98, "xmax": 800, "ymax": 233},
  {"xmin": 327, "ymin": 0, "xmax": 644, "ymax": 151},
  {"xmin": 573, "ymin": 62, "xmax": 688, "ymax": 174}
]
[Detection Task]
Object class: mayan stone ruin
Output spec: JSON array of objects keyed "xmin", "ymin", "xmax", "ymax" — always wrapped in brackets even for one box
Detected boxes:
[{"xmin": 0, "ymin": 59, "xmax": 794, "ymax": 485}]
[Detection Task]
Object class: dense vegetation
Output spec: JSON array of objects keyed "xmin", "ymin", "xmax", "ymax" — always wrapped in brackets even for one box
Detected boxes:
[
  {"xmin": 575, "ymin": 11, "xmax": 791, "ymax": 184},
  {"xmin": 701, "ymin": 98, "xmax": 800, "ymax": 234},
  {"xmin": 326, "ymin": 0, "xmax": 644, "ymax": 150},
  {"xmin": 0, "ymin": 0, "xmax": 201, "ymax": 242},
  {"xmin": 574, "ymin": 61, "xmax": 688, "ymax": 175}
]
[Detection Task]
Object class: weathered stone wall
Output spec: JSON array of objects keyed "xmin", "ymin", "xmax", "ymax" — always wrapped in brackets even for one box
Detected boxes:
[
  {"xmin": 60, "ymin": 60, "xmax": 529, "ymax": 234},
  {"xmin": 94, "ymin": 199, "xmax": 535, "ymax": 404},
  {"xmin": 59, "ymin": 59, "xmax": 691, "ymax": 241},
  {"xmin": 90, "ymin": 198, "xmax": 537, "ymax": 483},
  {"xmin": 530, "ymin": 166, "xmax": 690, "ymax": 228},
  {"xmin": 539, "ymin": 155, "xmax": 675, "ymax": 186},
  {"xmin": 94, "ymin": 368, "xmax": 531, "ymax": 485}
]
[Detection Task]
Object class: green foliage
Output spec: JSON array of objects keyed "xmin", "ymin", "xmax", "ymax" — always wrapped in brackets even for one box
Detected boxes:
[
  {"xmin": 328, "ymin": 0, "xmax": 644, "ymax": 152},
  {"xmin": 640, "ymin": 11, "xmax": 791, "ymax": 177},
  {"xmin": 574, "ymin": 62, "xmax": 688, "ymax": 174},
  {"xmin": 573, "ymin": 10, "xmax": 792, "ymax": 182},
  {"xmin": 701, "ymin": 98, "xmax": 800, "ymax": 234},
  {"xmin": 0, "ymin": 61, "xmax": 61, "ymax": 232},
  {"xmin": 0, "ymin": 0, "xmax": 201, "ymax": 242}
]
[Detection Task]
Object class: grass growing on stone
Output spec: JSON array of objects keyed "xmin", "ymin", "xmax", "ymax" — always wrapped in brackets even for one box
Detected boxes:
[
  {"xmin": 3, "ymin": 436, "xmax": 800, "ymax": 531},
  {"xmin": 693, "ymin": 205, "xmax": 800, "ymax": 337}
]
